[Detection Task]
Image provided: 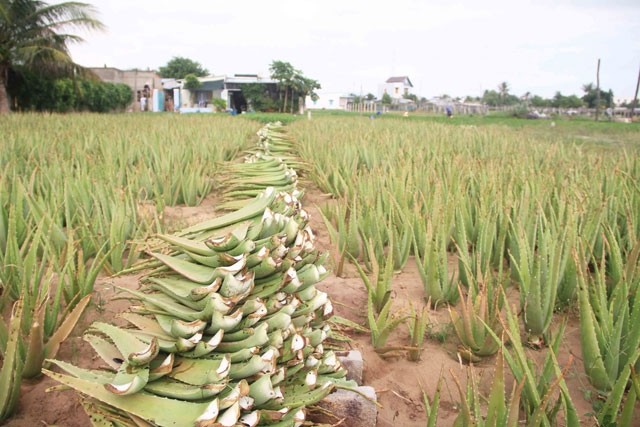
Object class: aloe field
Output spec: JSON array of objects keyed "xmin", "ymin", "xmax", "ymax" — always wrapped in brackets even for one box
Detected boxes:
[{"xmin": 1, "ymin": 112, "xmax": 640, "ymax": 426}]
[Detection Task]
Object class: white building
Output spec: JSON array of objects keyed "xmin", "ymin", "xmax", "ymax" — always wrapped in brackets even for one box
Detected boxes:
[
  {"xmin": 162, "ymin": 74, "xmax": 277, "ymax": 112},
  {"xmin": 305, "ymin": 92, "xmax": 354, "ymax": 110},
  {"xmin": 378, "ymin": 76, "xmax": 413, "ymax": 100}
]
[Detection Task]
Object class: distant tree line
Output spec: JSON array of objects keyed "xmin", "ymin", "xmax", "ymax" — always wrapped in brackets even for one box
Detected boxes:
[{"xmin": 463, "ymin": 81, "xmax": 615, "ymax": 109}]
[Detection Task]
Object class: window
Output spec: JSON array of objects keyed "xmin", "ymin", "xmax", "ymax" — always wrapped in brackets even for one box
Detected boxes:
[
  {"xmin": 329, "ymin": 99, "xmax": 334, "ymax": 106},
  {"xmin": 404, "ymin": 88, "xmax": 409, "ymax": 95},
  {"xmin": 394, "ymin": 87, "xmax": 399, "ymax": 95}
]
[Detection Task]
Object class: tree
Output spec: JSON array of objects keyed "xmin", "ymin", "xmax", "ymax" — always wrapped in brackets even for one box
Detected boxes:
[
  {"xmin": 403, "ymin": 93, "xmax": 418, "ymax": 103},
  {"xmin": 497, "ymin": 81, "xmax": 510, "ymax": 104},
  {"xmin": 269, "ymin": 60, "xmax": 295, "ymax": 113},
  {"xmin": 482, "ymin": 90, "xmax": 501, "ymax": 106},
  {"xmin": 350, "ymin": 94, "xmax": 362, "ymax": 104},
  {"xmin": 530, "ymin": 95, "xmax": 550, "ymax": 108},
  {"xmin": 183, "ymin": 74, "xmax": 201, "ymax": 106},
  {"xmin": 241, "ymin": 83, "xmax": 277, "ymax": 112},
  {"xmin": 582, "ymin": 83, "xmax": 613, "ymax": 108},
  {"xmin": 381, "ymin": 92, "xmax": 392, "ymax": 106},
  {"xmin": 366, "ymin": 93, "xmax": 376, "ymax": 101},
  {"xmin": 0, "ymin": 0, "xmax": 104, "ymax": 114},
  {"xmin": 269, "ymin": 60, "xmax": 320, "ymax": 113},
  {"xmin": 291, "ymin": 74, "xmax": 320, "ymax": 113},
  {"xmin": 159, "ymin": 57, "xmax": 208, "ymax": 79},
  {"xmin": 552, "ymin": 92, "xmax": 583, "ymax": 109}
]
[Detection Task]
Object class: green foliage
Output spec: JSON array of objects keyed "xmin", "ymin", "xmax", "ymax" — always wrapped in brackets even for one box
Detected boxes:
[
  {"xmin": 0, "ymin": 0, "xmax": 104, "ymax": 113},
  {"xmin": 451, "ymin": 348, "xmax": 523, "ymax": 427},
  {"xmin": 269, "ymin": 60, "xmax": 320, "ymax": 113},
  {"xmin": 183, "ymin": 74, "xmax": 201, "ymax": 106},
  {"xmin": 482, "ymin": 89, "xmax": 519, "ymax": 106},
  {"xmin": 530, "ymin": 95, "xmax": 550, "ymax": 108},
  {"xmin": 582, "ymin": 83, "xmax": 614, "ymax": 108},
  {"xmin": 367, "ymin": 296, "xmax": 408, "ymax": 349},
  {"xmin": 52, "ymin": 79, "xmax": 77, "ymax": 112},
  {"xmin": 158, "ymin": 56, "xmax": 208, "ymax": 79},
  {"xmin": 183, "ymin": 74, "xmax": 201, "ymax": 91},
  {"xmin": 551, "ymin": 92, "xmax": 583, "ymax": 109},
  {"xmin": 212, "ymin": 98, "xmax": 227, "ymax": 112},
  {"xmin": 240, "ymin": 113, "xmax": 302, "ymax": 125},
  {"xmin": 381, "ymin": 92, "xmax": 392, "ymax": 105},
  {"xmin": 241, "ymin": 83, "xmax": 278, "ymax": 112},
  {"xmin": 10, "ymin": 71, "xmax": 132, "ymax": 112},
  {"xmin": 403, "ymin": 93, "xmax": 418, "ymax": 102}
]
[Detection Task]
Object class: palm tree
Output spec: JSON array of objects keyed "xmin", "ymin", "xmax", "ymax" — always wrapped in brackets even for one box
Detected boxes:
[
  {"xmin": 582, "ymin": 83, "xmax": 595, "ymax": 93},
  {"xmin": 0, "ymin": 0, "xmax": 104, "ymax": 114},
  {"xmin": 269, "ymin": 60, "xmax": 295, "ymax": 113},
  {"xmin": 497, "ymin": 82, "xmax": 510, "ymax": 105},
  {"xmin": 291, "ymin": 74, "xmax": 320, "ymax": 114}
]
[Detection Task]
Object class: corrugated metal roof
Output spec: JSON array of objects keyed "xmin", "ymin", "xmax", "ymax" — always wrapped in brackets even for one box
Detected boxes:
[
  {"xmin": 225, "ymin": 76, "xmax": 277, "ymax": 84},
  {"xmin": 162, "ymin": 79, "xmax": 181, "ymax": 90},
  {"xmin": 198, "ymin": 80, "xmax": 225, "ymax": 91}
]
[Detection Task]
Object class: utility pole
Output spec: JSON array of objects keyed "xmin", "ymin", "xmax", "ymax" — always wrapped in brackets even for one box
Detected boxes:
[
  {"xmin": 595, "ymin": 58, "xmax": 601, "ymax": 121},
  {"xmin": 631, "ymin": 63, "xmax": 640, "ymax": 120}
]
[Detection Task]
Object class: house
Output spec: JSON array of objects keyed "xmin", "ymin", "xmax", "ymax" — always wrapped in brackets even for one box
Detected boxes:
[
  {"xmin": 222, "ymin": 74, "xmax": 278, "ymax": 112},
  {"xmin": 167, "ymin": 74, "xmax": 278, "ymax": 113},
  {"xmin": 305, "ymin": 92, "xmax": 353, "ymax": 110},
  {"xmin": 89, "ymin": 67, "xmax": 162, "ymax": 111},
  {"xmin": 180, "ymin": 76, "xmax": 225, "ymax": 109},
  {"xmin": 378, "ymin": 76, "xmax": 413, "ymax": 101}
]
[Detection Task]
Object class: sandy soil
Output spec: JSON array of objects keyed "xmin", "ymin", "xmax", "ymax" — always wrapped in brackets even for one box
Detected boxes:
[{"xmin": 3, "ymin": 186, "xmax": 633, "ymax": 427}]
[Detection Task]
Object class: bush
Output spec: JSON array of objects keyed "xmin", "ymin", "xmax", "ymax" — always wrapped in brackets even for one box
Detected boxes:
[{"xmin": 10, "ymin": 71, "xmax": 133, "ymax": 113}]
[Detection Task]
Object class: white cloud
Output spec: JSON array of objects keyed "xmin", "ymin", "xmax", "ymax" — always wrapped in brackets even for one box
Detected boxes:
[{"xmin": 63, "ymin": 0, "xmax": 640, "ymax": 99}]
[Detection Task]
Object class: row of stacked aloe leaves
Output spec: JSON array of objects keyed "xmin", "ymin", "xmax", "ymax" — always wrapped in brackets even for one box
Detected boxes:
[
  {"xmin": 6, "ymin": 121, "xmax": 352, "ymax": 426},
  {"xmin": 286, "ymin": 118, "xmax": 640, "ymax": 426}
]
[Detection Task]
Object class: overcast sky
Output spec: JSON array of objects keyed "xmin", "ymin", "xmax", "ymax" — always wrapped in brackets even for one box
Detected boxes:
[{"xmin": 65, "ymin": 0, "xmax": 639, "ymax": 100}]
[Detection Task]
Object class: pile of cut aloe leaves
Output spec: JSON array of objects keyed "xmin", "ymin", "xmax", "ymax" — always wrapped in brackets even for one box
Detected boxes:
[{"xmin": 45, "ymin": 122, "xmax": 353, "ymax": 427}]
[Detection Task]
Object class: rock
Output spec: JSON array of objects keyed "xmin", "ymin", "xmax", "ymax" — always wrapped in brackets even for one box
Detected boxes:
[
  {"xmin": 311, "ymin": 386, "xmax": 377, "ymax": 427},
  {"xmin": 338, "ymin": 350, "xmax": 363, "ymax": 385}
]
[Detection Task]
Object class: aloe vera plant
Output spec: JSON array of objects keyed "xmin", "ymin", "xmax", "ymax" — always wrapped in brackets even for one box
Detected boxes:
[
  {"xmin": 449, "ymin": 282, "xmax": 502, "ymax": 363},
  {"xmin": 414, "ymin": 219, "xmax": 458, "ymax": 307},
  {"xmin": 352, "ymin": 237, "xmax": 395, "ymax": 314},
  {"xmin": 421, "ymin": 375, "xmax": 443, "ymax": 427},
  {"xmin": 0, "ymin": 297, "xmax": 25, "ymax": 422},
  {"xmin": 318, "ymin": 198, "xmax": 362, "ymax": 277},
  {"xmin": 575, "ymin": 235, "xmax": 640, "ymax": 401},
  {"xmin": 0, "ymin": 222, "xmax": 92, "ymax": 377},
  {"xmin": 451, "ymin": 347, "xmax": 524, "ymax": 427},
  {"xmin": 509, "ymin": 217, "xmax": 569, "ymax": 347},
  {"xmin": 483, "ymin": 302, "xmax": 579, "ymax": 426},
  {"xmin": 407, "ymin": 303, "xmax": 429, "ymax": 361},
  {"xmin": 367, "ymin": 295, "xmax": 408, "ymax": 350}
]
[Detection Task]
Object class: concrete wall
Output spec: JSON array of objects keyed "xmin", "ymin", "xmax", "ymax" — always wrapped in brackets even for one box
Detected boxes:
[
  {"xmin": 305, "ymin": 92, "xmax": 352, "ymax": 110},
  {"xmin": 90, "ymin": 68, "xmax": 162, "ymax": 111}
]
